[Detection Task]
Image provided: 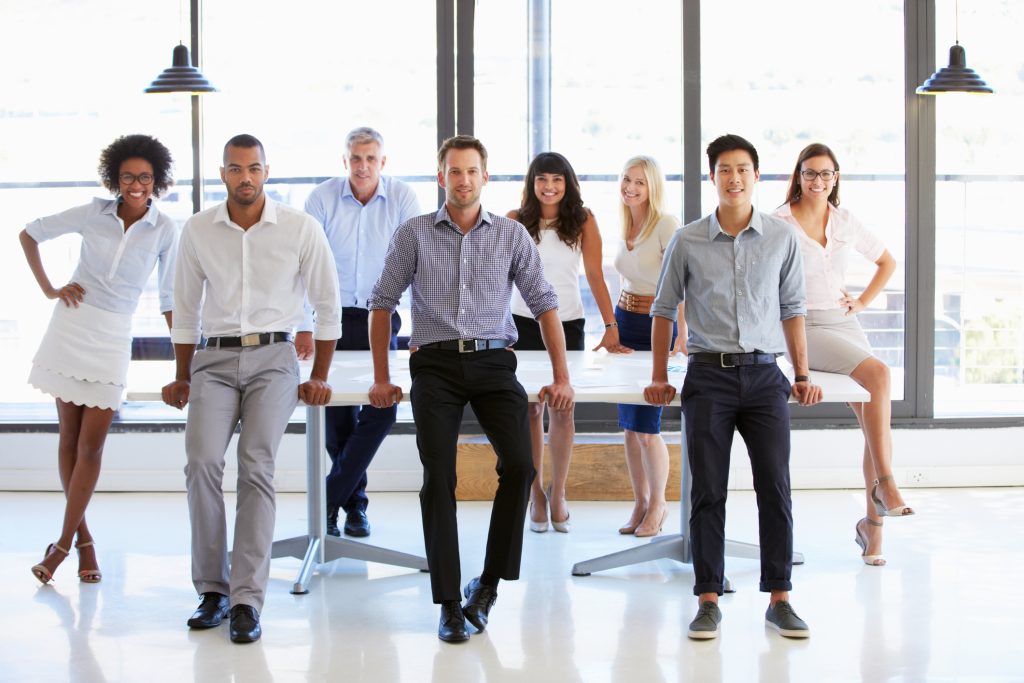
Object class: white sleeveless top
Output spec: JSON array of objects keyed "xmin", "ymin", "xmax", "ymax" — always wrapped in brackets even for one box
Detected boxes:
[
  {"xmin": 613, "ymin": 214, "xmax": 680, "ymax": 295},
  {"xmin": 511, "ymin": 219, "xmax": 584, "ymax": 321}
]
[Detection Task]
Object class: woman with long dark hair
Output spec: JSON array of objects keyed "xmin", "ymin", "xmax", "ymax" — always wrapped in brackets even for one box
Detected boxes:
[
  {"xmin": 776, "ymin": 142, "xmax": 912, "ymax": 567},
  {"xmin": 508, "ymin": 152, "xmax": 629, "ymax": 533},
  {"xmin": 21, "ymin": 134, "xmax": 177, "ymax": 583}
]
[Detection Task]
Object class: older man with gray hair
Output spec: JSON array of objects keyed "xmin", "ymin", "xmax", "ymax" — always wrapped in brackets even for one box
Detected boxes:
[{"xmin": 298, "ymin": 127, "xmax": 422, "ymax": 538}]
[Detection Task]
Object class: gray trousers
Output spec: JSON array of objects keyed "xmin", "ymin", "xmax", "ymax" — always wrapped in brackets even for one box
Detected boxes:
[{"xmin": 184, "ymin": 342, "xmax": 299, "ymax": 612}]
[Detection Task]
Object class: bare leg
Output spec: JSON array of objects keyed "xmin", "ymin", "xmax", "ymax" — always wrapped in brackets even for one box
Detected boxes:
[
  {"xmin": 526, "ymin": 402, "xmax": 548, "ymax": 525},
  {"xmin": 634, "ymin": 432, "xmax": 670, "ymax": 536},
  {"xmin": 849, "ymin": 358, "xmax": 908, "ymax": 511},
  {"xmin": 621, "ymin": 429, "xmax": 648, "ymax": 532},
  {"xmin": 37, "ymin": 400, "xmax": 115, "ymax": 577},
  {"xmin": 546, "ymin": 404, "xmax": 575, "ymax": 524},
  {"xmin": 851, "ymin": 402, "xmax": 884, "ymax": 557}
]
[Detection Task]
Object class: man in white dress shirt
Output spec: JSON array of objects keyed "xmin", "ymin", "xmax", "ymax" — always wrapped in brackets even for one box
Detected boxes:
[{"xmin": 162, "ymin": 134, "xmax": 341, "ymax": 644}]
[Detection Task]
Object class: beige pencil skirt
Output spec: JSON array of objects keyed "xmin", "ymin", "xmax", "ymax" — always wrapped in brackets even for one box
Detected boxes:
[{"xmin": 805, "ymin": 308, "xmax": 875, "ymax": 376}]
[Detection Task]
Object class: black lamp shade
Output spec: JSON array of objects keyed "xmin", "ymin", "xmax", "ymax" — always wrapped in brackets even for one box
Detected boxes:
[
  {"xmin": 145, "ymin": 44, "xmax": 218, "ymax": 94},
  {"xmin": 916, "ymin": 44, "xmax": 993, "ymax": 95}
]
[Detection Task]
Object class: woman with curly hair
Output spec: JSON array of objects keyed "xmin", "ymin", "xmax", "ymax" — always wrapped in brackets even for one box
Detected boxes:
[
  {"xmin": 507, "ymin": 152, "xmax": 629, "ymax": 533},
  {"xmin": 21, "ymin": 134, "xmax": 177, "ymax": 584}
]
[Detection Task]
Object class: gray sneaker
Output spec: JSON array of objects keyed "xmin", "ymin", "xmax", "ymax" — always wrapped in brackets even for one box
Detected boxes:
[
  {"xmin": 765, "ymin": 600, "xmax": 810, "ymax": 638},
  {"xmin": 687, "ymin": 601, "xmax": 722, "ymax": 640}
]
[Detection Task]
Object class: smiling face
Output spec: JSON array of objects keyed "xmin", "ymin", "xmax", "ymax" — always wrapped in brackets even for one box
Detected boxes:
[
  {"xmin": 345, "ymin": 140, "xmax": 385, "ymax": 198},
  {"xmin": 710, "ymin": 149, "xmax": 759, "ymax": 209},
  {"xmin": 220, "ymin": 144, "xmax": 269, "ymax": 207},
  {"xmin": 118, "ymin": 157, "xmax": 155, "ymax": 213},
  {"xmin": 620, "ymin": 165, "xmax": 649, "ymax": 208},
  {"xmin": 533, "ymin": 172, "xmax": 566, "ymax": 207},
  {"xmin": 439, "ymin": 147, "xmax": 488, "ymax": 211},
  {"xmin": 798, "ymin": 154, "xmax": 838, "ymax": 204}
]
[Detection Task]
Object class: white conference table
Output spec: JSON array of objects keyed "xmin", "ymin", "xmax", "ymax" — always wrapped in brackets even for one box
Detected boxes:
[{"xmin": 128, "ymin": 349, "xmax": 867, "ymax": 594}]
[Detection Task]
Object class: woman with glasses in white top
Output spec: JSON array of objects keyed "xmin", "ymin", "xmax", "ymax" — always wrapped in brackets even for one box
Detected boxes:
[
  {"xmin": 509, "ymin": 152, "xmax": 630, "ymax": 533},
  {"xmin": 20, "ymin": 135, "xmax": 178, "ymax": 584},
  {"xmin": 613, "ymin": 155, "xmax": 685, "ymax": 537},
  {"xmin": 776, "ymin": 143, "xmax": 913, "ymax": 568}
]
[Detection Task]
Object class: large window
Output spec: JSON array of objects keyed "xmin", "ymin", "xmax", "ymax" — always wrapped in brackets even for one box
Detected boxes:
[{"xmin": 933, "ymin": 0, "xmax": 1024, "ymax": 416}]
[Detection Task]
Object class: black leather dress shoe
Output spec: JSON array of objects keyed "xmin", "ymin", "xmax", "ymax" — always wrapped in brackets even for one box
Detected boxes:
[
  {"xmin": 344, "ymin": 509, "xmax": 371, "ymax": 537},
  {"xmin": 438, "ymin": 600, "xmax": 470, "ymax": 643},
  {"xmin": 187, "ymin": 592, "xmax": 230, "ymax": 629},
  {"xmin": 462, "ymin": 577, "xmax": 498, "ymax": 632},
  {"xmin": 326, "ymin": 506, "xmax": 341, "ymax": 537},
  {"xmin": 229, "ymin": 604, "xmax": 262, "ymax": 643}
]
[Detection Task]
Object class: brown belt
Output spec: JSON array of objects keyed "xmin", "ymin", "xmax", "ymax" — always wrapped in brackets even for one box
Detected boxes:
[{"xmin": 618, "ymin": 291, "xmax": 655, "ymax": 315}]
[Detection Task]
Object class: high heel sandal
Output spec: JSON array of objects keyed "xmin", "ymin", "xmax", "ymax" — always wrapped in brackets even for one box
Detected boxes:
[
  {"xmin": 75, "ymin": 541, "xmax": 102, "ymax": 583},
  {"xmin": 31, "ymin": 543, "xmax": 70, "ymax": 584},
  {"xmin": 528, "ymin": 494, "xmax": 549, "ymax": 533},
  {"xmin": 634, "ymin": 508, "xmax": 668, "ymax": 538},
  {"xmin": 871, "ymin": 475, "xmax": 915, "ymax": 517},
  {"xmin": 546, "ymin": 486, "xmax": 571, "ymax": 533},
  {"xmin": 854, "ymin": 518, "xmax": 886, "ymax": 566}
]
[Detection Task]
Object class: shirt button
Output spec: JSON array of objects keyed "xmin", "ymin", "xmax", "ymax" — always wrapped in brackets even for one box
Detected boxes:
[{"xmin": 737, "ymin": 291, "xmax": 743, "ymax": 296}]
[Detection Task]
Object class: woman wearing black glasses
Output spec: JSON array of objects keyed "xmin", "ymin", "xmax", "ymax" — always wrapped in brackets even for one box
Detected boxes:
[
  {"xmin": 776, "ymin": 143, "xmax": 912, "ymax": 568},
  {"xmin": 20, "ymin": 134, "xmax": 177, "ymax": 584}
]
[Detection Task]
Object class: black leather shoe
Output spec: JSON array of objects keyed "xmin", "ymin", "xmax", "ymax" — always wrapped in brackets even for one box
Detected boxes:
[
  {"xmin": 344, "ymin": 509, "xmax": 371, "ymax": 537},
  {"xmin": 187, "ymin": 592, "xmax": 230, "ymax": 629},
  {"xmin": 326, "ymin": 506, "xmax": 341, "ymax": 537},
  {"xmin": 438, "ymin": 600, "xmax": 470, "ymax": 643},
  {"xmin": 229, "ymin": 604, "xmax": 262, "ymax": 643},
  {"xmin": 462, "ymin": 577, "xmax": 498, "ymax": 632}
]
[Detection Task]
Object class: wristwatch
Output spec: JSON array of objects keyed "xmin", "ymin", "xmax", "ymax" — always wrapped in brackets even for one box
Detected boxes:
[{"xmin": 794, "ymin": 375, "xmax": 809, "ymax": 383}]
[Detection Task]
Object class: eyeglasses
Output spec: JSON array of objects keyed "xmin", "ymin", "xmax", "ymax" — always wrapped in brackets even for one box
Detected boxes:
[
  {"xmin": 119, "ymin": 172, "xmax": 154, "ymax": 185},
  {"xmin": 800, "ymin": 169, "xmax": 836, "ymax": 182}
]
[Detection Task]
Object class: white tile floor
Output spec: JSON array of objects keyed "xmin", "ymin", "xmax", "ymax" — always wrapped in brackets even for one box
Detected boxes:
[{"xmin": 2, "ymin": 488, "xmax": 1022, "ymax": 683}]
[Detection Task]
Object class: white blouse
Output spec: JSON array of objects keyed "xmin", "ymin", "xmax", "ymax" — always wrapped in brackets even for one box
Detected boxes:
[
  {"xmin": 511, "ymin": 219, "xmax": 585, "ymax": 320},
  {"xmin": 775, "ymin": 203, "xmax": 886, "ymax": 311},
  {"xmin": 613, "ymin": 214, "xmax": 680, "ymax": 296}
]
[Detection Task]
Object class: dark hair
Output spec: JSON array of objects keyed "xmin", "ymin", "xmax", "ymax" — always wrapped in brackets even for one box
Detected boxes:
[
  {"xmin": 223, "ymin": 133, "xmax": 266, "ymax": 164},
  {"xmin": 437, "ymin": 135, "xmax": 488, "ymax": 172},
  {"xmin": 98, "ymin": 134, "xmax": 173, "ymax": 198},
  {"xmin": 784, "ymin": 142, "xmax": 841, "ymax": 207},
  {"xmin": 517, "ymin": 152, "xmax": 588, "ymax": 249},
  {"xmin": 706, "ymin": 133, "xmax": 759, "ymax": 172}
]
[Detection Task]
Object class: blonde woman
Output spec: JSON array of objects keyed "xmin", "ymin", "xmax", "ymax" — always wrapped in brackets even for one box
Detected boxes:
[
  {"xmin": 612, "ymin": 156, "xmax": 685, "ymax": 537},
  {"xmin": 776, "ymin": 142, "xmax": 912, "ymax": 567}
]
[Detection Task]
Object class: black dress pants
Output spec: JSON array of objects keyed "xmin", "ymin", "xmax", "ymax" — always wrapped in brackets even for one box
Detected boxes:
[
  {"xmin": 409, "ymin": 348, "xmax": 535, "ymax": 603},
  {"xmin": 681, "ymin": 362, "xmax": 794, "ymax": 596}
]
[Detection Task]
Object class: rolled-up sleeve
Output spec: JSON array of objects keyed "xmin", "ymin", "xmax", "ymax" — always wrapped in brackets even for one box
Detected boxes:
[
  {"xmin": 651, "ymin": 231, "xmax": 686, "ymax": 320},
  {"xmin": 25, "ymin": 203, "xmax": 92, "ymax": 242},
  {"xmin": 368, "ymin": 221, "xmax": 417, "ymax": 312},
  {"xmin": 299, "ymin": 218, "xmax": 341, "ymax": 341},
  {"xmin": 170, "ymin": 221, "xmax": 205, "ymax": 345},
  {"xmin": 778, "ymin": 231, "xmax": 807, "ymax": 321},
  {"xmin": 511, "ymin": 226, "xmax": 558, "ymax": 318}
]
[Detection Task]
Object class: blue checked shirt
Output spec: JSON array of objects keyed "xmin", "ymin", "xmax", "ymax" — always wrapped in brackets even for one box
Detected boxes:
[
  {"xmin": 368, "ymin": 205, "xmax": 558, "ymax": 348},
  {"xmin": 651, "ymin": 210, "xmax": 806, "ymax": 354}
]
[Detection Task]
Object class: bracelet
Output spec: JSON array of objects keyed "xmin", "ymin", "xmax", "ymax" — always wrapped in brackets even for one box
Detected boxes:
[
  {"xmin": 794, "ymin": 375, "xmax": 809, "ymax": 383},
  {"xmin": 604, "ymin": 322, "xmax": 618, "ymax": 329}
]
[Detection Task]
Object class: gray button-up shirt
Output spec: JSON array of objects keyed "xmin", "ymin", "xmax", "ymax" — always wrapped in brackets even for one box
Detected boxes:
[
  {"xmin": 368, "ymin": 205, "xmax": 558, "ymax": 349},
  {"xmin": 651, "ymin": 210, "xmax": 806, "ymax": 354}
]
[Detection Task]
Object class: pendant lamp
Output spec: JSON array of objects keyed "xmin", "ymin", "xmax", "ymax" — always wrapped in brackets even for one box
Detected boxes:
[
  {"xmin": 917, "ymin": 1, "xmax": 993, "ymax": 95},
  {"xmin": 144, "ymin": 44, "xmax": 218, "ymax": 94}
]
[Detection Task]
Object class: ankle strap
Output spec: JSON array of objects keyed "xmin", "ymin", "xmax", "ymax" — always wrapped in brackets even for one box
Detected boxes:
[
  {"xmin": 874, "ymin": 474, "xmax": 894, "ymax": 485},
  {"xmin": 75, "ymin": 540, "xmax": 94, "ymax": 549}
]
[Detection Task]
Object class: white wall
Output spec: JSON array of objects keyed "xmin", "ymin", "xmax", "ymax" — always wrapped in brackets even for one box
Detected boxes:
[{"xmin": 3, "ymin": 427, "xmax": 1022, "ymax": 492}]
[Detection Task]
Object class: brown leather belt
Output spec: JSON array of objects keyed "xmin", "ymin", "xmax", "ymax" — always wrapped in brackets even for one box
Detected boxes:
[{"xmin": 618, "ymin": 291, "xmax": 655, "ymax": 315}]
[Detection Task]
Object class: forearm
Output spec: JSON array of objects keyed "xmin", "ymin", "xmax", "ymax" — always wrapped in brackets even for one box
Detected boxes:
[
  {"xmin": 857, "ymin": 252, "xmax": 896, "ymax": 308},
  {"xmin": 650, "ymin": 315, "xmax": 674, "ymax": 381},
  {"xmin": 309, "ymin": 338, "xmax": 336, "ymax": 382},
  {"xmin": 782, "ymin": 316, "xmax": 810, "ymax": 376},
  {"xmin": 172, "ymin": 343, "xmax": 197, "ymax": 381},
  {"xmin": 19, "ymin": 230, "xmax": 54, "ymax": 295},
  {"xmin": 537, "ymin": 309, "xmax": 570, "ymax": 382},
  {"xmin": 369, "ymin": 309, "xmax": 393, "ymax": 383}
]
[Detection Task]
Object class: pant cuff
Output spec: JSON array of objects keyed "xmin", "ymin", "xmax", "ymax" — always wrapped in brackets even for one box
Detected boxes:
[
  {"xmin": 693, "ymin": 582, "xmax": 724, "ymax": 597},
  {"xmin": 759, "ymin": 580, "xmax": 793, "ymax": 592}
]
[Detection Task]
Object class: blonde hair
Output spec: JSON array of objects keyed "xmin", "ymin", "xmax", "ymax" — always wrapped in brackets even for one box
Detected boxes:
[{"xmin": 619, "ymin": 155, "xmax": 666, "ymax": 243}]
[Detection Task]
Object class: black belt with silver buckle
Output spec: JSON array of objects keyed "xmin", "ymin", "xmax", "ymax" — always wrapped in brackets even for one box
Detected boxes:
[
  {"xmin": 688, "ymin": 351, "xmax": 779, "ymax": 368},
  {"xmin": 421, "ymin": 339, "xmax": 510, "ymax": 353},
  {"xmin": 205, "ymin": 332, "xmax": 293, "ymax": 348}
]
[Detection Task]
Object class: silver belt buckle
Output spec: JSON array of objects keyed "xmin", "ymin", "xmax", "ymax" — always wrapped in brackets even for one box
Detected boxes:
[
  {"xmin": 241, "ymin": 333, "xmax": 262, "ymax": 347},
  {"xmin": 458, "ymin": 339, "xmax": 478, "ymax": 353},
  {"xmin": 720, "ymin": 352, "xmax": 735, "ymax": 368}
]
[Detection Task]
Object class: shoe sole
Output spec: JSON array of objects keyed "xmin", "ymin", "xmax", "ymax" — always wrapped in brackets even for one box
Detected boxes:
[
  {"xmin": 765, "ymin": 620, "xmax": 809, "ymax": 638},
  {"xmin": 687, "ymin": 629, "xmax": 718, "ymax": 640}
]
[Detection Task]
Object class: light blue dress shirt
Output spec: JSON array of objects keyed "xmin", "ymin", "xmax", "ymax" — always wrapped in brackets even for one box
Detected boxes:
[
  {"xmin": 651, "ymin": 210, "xmax": 806, "ymax": 354},
  {"xmin": 25, "ymin": 197, "xmax": 177, "ymax": 315},
  {"xmin": 304, "ymin": 175, "xmax": 422, "ymax": 310}
]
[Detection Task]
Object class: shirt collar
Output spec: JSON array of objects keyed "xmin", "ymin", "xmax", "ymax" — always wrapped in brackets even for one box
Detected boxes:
[
  {"xmin": 708, "ymin": 208, "xmax": 763, "ymax": 240},
  {"xmin": 106, "ymin": 197, "xmax": 158, "ymax": 226},
  {"xmin": 214, "ymin": 197, "xmax": 278, "ymax": 228},
  {"xmin": 433, "ymin": 204, "xmax": 494, "ymax": 232},
  {"xmin": 342, "ymin": 176, "xmax": 387, "ymax": 204}
]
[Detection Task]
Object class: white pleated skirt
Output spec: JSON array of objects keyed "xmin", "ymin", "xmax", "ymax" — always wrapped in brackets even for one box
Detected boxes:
[
  {"xmin": 28, "ymin": 301, "xmax": 132, "ymax": 410},
  {"xmin": 805, "ymin": 308, "xmax": 875, "ymax": 375}
]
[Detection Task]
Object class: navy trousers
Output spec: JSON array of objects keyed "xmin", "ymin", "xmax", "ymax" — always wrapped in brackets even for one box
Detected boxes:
[
  {"xmin": 409, "ymin": 348, "xmax": 535, "ymax": 603},
  {"xmin": 324, "ymin": 308, "xmax": 401, "ymax": 513},
  {"xmin": 681, "ymin": 361, "xmax": 795, "ymax": 596}
]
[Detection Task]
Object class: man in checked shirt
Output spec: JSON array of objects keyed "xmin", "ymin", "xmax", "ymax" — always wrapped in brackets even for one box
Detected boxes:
[{"xmin": 366, "ymin": 135, "xmax": 574, "ymax": 643}]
